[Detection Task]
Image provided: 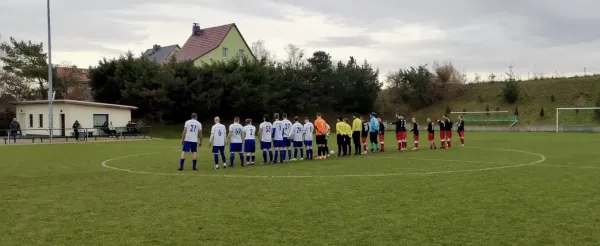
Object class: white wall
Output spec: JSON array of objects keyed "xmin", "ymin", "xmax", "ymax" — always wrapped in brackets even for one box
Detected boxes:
[{"xmin": 15, "ymin": 103, "xmax": 133, "ymax": 136}]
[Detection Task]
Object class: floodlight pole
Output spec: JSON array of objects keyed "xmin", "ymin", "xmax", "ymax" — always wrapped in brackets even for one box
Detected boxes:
[{"xmin": 47, "ymin": 0, "xmax": 54, "ymax": 142}]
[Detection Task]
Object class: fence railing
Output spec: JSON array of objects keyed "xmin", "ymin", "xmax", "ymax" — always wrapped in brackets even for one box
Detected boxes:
[{"xmin": 2, "ymin": 126, "xmax": 152, "ymax": 144}]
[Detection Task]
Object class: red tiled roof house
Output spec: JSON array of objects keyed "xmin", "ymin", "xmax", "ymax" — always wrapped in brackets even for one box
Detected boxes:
[
  {"xmin": 56, "ymin": 67, "xmax": 93, "ymax": 101},
  {"xmin": 176, "ymin": 23, "xmax": 255, "ymax": 65}
]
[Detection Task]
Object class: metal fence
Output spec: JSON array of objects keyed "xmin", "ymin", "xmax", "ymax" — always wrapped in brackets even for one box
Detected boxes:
[
  {"xmin": 380, "ymin": 122, "xmax": 600, "ymax": 133},
  {"xmin": 2, "ymin": 126, "xmax": 152, "ymax": 145}
]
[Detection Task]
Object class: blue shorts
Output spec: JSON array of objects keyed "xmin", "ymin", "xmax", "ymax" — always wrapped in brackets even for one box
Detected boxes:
[
  {"xmin": 244, "ymin": 139, "xmax": 256, "ymax": 153},
  {"xmin": 293, "ymin": 141, "xmax": 303, "ymax": 148},
  {"xmin": 283, "ymin": 137, "xmax": 292, "ymax": 147},
  {"xmin": 260, "ymin": 141, "xmax": 272, "ymax": 150},
  {"xmin": 182, "ymin": 141, "xmax": 198, "ymax": 153},
  {"xmin": 273, "ymin": 140, "xmax": 284, "ymax": 148},
  {"xmin": 304, "ymin": 140, "xmax": 313, "ymax": 147},
  {"xmin": 212, "ymin": 146, "xmax": 225, "ymax": 153},
  {"xmin": 230, "ymin": 143, "xmax": 242, "ymax": 152}
]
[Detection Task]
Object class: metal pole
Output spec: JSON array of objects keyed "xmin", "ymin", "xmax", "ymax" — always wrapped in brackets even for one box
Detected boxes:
[
  {"xmin": 47, "ymin": 0, "xmax": 54, "ymax": 142},
  {"xmin": 555, "ymin": 108, "xmax": 559, "ymax": 133}
]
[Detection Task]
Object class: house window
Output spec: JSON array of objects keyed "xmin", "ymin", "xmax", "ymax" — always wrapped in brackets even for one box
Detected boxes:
[
  {"xmin": 222, "ymin": 47, "xmax": 228, "ymax": 58},
  {"xmin": 38, "ymin": 114, "xmax": 43, "ymax": 128},
  {"xmin": 93, "ymin": 114, "xmax": 109, "ymax": 127},
  {"xmin": 29, "ymin": 114, "xmax": 33, "ymax": 128}
]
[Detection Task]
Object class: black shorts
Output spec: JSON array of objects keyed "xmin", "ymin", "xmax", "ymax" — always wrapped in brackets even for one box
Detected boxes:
[
  {"xmin": 316, "ymin": 135, "xmax": 326, "ymax": 145},
  {"xmin": 369, "ymin": 132, "xmax": 378, "ymax": 143}
]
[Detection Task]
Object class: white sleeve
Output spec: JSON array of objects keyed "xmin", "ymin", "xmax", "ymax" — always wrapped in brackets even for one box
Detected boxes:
[{"xmin": 209, "ymin": 126, "xmax": 215, "ymax": 143}]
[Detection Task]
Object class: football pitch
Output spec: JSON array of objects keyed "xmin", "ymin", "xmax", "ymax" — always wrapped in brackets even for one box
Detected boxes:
[{"xmin": 2, "ymin": 132, "xmax": 599, "ymax": 245}]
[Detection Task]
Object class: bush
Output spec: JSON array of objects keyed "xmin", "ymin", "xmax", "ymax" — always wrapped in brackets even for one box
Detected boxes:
[
  {"xmin": 539, "ymin": 107, "xmax": 545, "ymax": 117},
  {"xmin": 462, "ymin": 108, "xmax": 466, "ymax": 112},
  {"xmin": 445, "ymin": 105, "xmax": 451, "ymax": 114},
  {"xmin": 550, "ymin": 94, "xmax": 555, "ymax": 102},
  {"xmin": 595, "ymin": 96, "xmax": 600, "ymax": 122},
  {"xmin": 477, "ymin": 94, "xmax": 485, "ymax": 103},
  {"xmin": 495, "ymin": 106, "xmax": 500, "ymax": 111},
  {"xmin": 514, "ymin": 107, "xmax": 519, "ymax": 116},
  {"xmin": 502, "ymin": 80, "xmax": 519, "ymax": 104},
  {"xmin": 485, "ymin": 105, "xmax": 490, "ymax": 116}
]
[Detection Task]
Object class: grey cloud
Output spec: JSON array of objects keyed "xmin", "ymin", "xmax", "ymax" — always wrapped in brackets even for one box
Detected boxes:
[{"xmin": 303, "ymin": 35, "xmax": 379, "ymax": 48}]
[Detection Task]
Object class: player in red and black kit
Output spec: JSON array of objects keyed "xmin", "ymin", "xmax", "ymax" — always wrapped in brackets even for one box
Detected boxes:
[
  {"xmin": 360, "ymin": 116, "xmax": 369, "ymax": 153},
  {"xmin": 377, "ymin": 118, "xmax": 385, "ymax": 152},
  {"xmin": 391, "ymin": 114, "xmax": 404, "ymax": 151},
  {"xmin": 411, "ymin": 117, "xmax": 419, "ymax": 150},
  {"xmin": 457, "ymin": 115, "xmax": 465, "ymax": 146},
  {"xmin": 437, "ymin": 119, "xmax": 446, "ymax": 148},
  {"xmin": 427, "ymin": 118, "xmax": 436, "ymax": 149},
  {"xmin": 444, "ymin": 115, "xmax": 453, "ymax": 148}
]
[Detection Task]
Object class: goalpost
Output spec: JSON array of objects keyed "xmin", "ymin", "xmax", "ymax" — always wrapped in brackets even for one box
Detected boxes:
[
  {"xmin": 450, "ymin": 111, "xmax": 518, "ymax": 126},
  {"xmin": 556, "ymin": 107, "xmax": 600, "ymax": 132}
]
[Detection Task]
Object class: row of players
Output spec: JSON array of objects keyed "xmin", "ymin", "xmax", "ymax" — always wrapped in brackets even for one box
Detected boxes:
[{"xmin": 178, "ymin": 112, "xmax": 465, "ymax": 170}]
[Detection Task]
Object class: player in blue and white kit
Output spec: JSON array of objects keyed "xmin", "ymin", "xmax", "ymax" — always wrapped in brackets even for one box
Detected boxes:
[
  {"xmin": 303, "ymin": 117, "xmax": 314, "ymax": 160},
  {"xmin": 242, "ymin": 118, "xmax": 256, "ymax": 165},
  {"xmin": 281, "ymin": 113, "xmax": 293, "ymax": 162},
  {"xmin": 289, "ymin": 116, "xmax": 304, "ymax": 161},
  {"xmin": 227, "ymin": 117, "xmax": 244, "ymax": 167},
  {"xmin": 272, "ymin": 113, "xmax": 285, "ymax": 163},
  {"xmin": 258, "ymin": 114, "xmax": 274, "ymax": 164},
  {"xmin": 179, "ymin": 113, "xmax": 202, "ymax": 171},
  {"xmin": 210, "ymin": 116, "xmax": 227, "ymax": 169}
]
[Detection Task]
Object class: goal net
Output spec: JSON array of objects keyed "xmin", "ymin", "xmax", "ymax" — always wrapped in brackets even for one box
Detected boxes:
[
  {"xmin": 556, "ymin": 107, "xmax": 600, "ymax": 132},
  {"xmin": 450, "ymin": 111, "xmax": 518, "ymax": 127}
]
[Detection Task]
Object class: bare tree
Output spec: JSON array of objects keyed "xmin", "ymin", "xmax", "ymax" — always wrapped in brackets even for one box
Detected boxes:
[
  {"xmin": 284, "ymin": 44, "xmax": 304, "ymax": 67},
  {"xmin": 250, "ymin": 40, "xmax": 273, "ymax": 61}
]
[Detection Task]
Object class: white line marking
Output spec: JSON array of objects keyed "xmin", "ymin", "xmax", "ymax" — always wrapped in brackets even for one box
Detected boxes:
[
  {"xmin": 101, "ymin": 147, "xmax": 547, "ymax": 178},
  {"xmin": 535, "ymin": 164, "xmax": 600, "ymax": 170}
]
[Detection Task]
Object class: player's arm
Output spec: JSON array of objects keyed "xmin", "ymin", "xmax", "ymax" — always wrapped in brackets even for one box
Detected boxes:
[
  {"xmin": 226, "ymin": 127, "xmax": 232, "ymax": 145},
  {"xmin": 258, "ymin": 127, "xmax": 263, "ymax": 140},
  {"xmin": 198, "ymin": 126, "xmax": 203, "ymax": 146},
  {"xmin": 209, "ymin": 127, "xmax": 215, "ymax": 146},
  {"xmin": 181, "ymin": 127, "xmax": 187, "ymax": 145}
]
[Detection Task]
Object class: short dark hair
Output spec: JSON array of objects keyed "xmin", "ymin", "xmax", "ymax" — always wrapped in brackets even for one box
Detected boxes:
[
  {"xmin": 316, "ymin": 112, "xmax": 322, "ymax": 117},
  {"xmin": 294, "ymin": 116, "xmax": 299, "ymax": 122},
  {"xmin": 282, "ymin": 113, "xmax": 287, "ymax": 118},
  {"xmin": 337, "ymin": 117, "xmax": 342, "ymax": 121},
  {"xmin": 234, "ymin": 117, "xmax": 240, "ymax": 122},
  {"xmin": 274, "ymin": 113, "xmax": 280, "ymax": 120},
  {"xmin": 245, "ymin": 118, "xmax": 252, "ymax": 124},
  {"xmin": 343, "ymin": 118, "xmax": 349, "ymax": 123},
  {"xmin": 191, "ymin": 113, "xmax": 197, "ymax": 119},
  {"xmin": 263, "ymin": 114, "xmax": 270, "ymax": 121},
  {"xmin": 353, "ymin": 113, "xmax": 358, "ymax": 117},
  {"xmin": 304, "ymin": 117, "xmax": 309, "ymax": 121}
]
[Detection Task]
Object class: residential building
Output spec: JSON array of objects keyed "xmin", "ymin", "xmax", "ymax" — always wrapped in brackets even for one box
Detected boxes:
[
  {"xmin": 176, "ymin": 23, "xmax": 255, "ymax": 66},
  {"xmin": 142, "ymin": 44, "xmax": 180, "ymax": 63},
  {"xmin": 56, "ymin": 67, "xmax": 93, "ymax": 101}
]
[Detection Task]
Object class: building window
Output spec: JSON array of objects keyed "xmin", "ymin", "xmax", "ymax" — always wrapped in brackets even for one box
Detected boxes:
[
  {"xmin": 93, "ymin": 114, "xmax": 109, "ymax": 127},
  {"xmin": 38, "ymin": 114, "xmax": 43, "ymax": 128},
  {"xmin": 222, "ymin": 47, "xmax": 228, "ymax": 58},
  {"xmin": 29, "ymin": 114, "xmax": 33, "ymax": 128}
]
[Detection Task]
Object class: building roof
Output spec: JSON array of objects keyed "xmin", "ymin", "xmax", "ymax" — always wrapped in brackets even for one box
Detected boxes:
[
  {"xmin": 10, "ymin": 100, "xmax": 137, "ymax": 110},
  {"xmin": 56, "ymin": 67, "xmax": 90, "ymax": 82},
  {"xmin": 176, "ymin": 23, "xmax": 235, "ymax": 61},
  {"xmin": 143, "ymin": 44, "xmax": 179, "ymax": 63}
]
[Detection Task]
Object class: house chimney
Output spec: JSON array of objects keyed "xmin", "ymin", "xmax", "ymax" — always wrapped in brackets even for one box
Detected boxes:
[
  {"xmin": 153, "ymin": 44, "xmax": 160, "ymax": 51},
  {"xmin": 192, "ymin": 23, "xmax": 201, "ymax": 36}
]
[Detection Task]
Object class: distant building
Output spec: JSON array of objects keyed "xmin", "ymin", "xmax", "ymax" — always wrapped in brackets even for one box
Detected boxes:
[
  {"xmin": 142, "ymin": 44, "xmax": 180, "ymax": 63},
  {"xmin": 176, "ymin": 23, "xmax": 255, "ymax": 66},
  {"xmin": 56, "ymin": 67, "xmax": 93, "ymax": 101}
]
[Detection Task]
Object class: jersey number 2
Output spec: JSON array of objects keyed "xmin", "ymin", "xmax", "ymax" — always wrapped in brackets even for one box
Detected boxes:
[{"xmin": 190, "ymin": 125, "xmax": 197, "ymax": 132}]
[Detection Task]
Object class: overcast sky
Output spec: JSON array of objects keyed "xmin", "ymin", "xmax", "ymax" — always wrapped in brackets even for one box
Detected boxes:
[{"xmin": 1, "ymin": 0, "xmax": 599, "ymax": 81}]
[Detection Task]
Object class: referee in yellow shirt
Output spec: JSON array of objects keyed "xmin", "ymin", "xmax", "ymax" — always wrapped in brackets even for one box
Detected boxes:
[
  {"xmin": 351, "ymin": 113, "xmax": 362, "ymax": 155},
  {"xmin": 336, "ymin": 117, "xmax": 345, "ymax": 157},
  {"xmin": 342, "ymin": 118, "xmax": 352, "ymax": 156}
]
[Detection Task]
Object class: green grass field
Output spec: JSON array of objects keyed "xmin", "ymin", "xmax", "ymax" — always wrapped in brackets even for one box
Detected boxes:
[{"xmin": 2, "ymin": 132, "xmax": 600, "ymax": 245}]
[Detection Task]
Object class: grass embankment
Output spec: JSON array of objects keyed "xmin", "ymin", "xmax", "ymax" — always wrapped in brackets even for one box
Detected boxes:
[{"xmin": 411, "ymin": 76, "xmax": 600, "ymax": 126}]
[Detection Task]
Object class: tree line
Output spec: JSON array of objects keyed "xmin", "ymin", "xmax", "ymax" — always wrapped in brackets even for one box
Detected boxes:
[{"xmin": 89, "ymin": 50, "xmax": 381, "ymax": 123}]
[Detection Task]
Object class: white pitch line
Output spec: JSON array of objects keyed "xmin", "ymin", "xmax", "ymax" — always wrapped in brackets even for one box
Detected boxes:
[
  {"xmin": 535, "ymin": 164, "xmax": 600, "ymax": 170},
  {"xmin": 100, "ymin": 147, "xmax": 547, "ymax": 178}
]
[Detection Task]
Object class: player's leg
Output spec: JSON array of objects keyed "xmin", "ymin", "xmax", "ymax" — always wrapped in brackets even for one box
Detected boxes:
[
  {"xmin": 440, "ymin": 132, "xmax": 446, "ymax": 148},
  {"xmin": 413, "ymin": 135, "xmax": 419, "ymax": 150},
  {"xmin": 287, "ymin": 139, "xmax": 292, "ymax": 161},
  {"xmin": 229, "ymin": 144, "xmax": 236, "ymax": 167},
  {"xmin": 336, "ymin": 134, "xmax": 342, "ymax": 157},
  {"xmin": 261, "ymin": 142, "xmax": 268, "ymax": 164},
  {"xmin": 379, "ymin": 134, "xmax": 385, "ymax": 152},
  {"xmin": 179, "ymin": 141, "xmax": 190, "ymax": 170},
  {"xmin": 459, "ymin": 131, "xmax": 465, "ymax": 146},
  {"xmin": 219, "ymin": 146, "xmax": 226, "ymax": 167},
  {"xmin": 212, "ymin": 146, "xmax": 220, "ymax": 169}
]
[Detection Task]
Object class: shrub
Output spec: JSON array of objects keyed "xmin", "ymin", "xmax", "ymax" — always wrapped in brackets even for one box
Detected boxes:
[
  {"xmin": 445, "ymin": 105, "xmax": 451, "ymax": 114},
  {"xmin": 495, "ymin": 106, "xmax": 500, "ymax": 111},
  {"xmin": 550, "ymin": 94, "xmax": 555, "ymax": 102},
  {"xmin": 539, "ymin": 107, "xmax": 545, "ymax": 117},
  {"xmin": 514, "ymin": 107, "xmax": 519, "ymax": 116},
  {"xmin": 595, "ymin": 95, "xmax": 600, "ymax": 122},
  {"xmin": 485, "ymin": 105, "xmax": 490, "ymax": 116},
  {"xmin": 462, "ymin": 108, "xmax": 466, "ymax": 112},
  {"xmin": 477, "ymin": 94, "xmax": 485, "ymax": 103}
]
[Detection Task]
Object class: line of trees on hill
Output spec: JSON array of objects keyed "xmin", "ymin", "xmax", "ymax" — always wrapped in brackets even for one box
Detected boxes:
[{"xmin": 89, "ymin": 49, "xmax": 381, "ymax": 123}]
